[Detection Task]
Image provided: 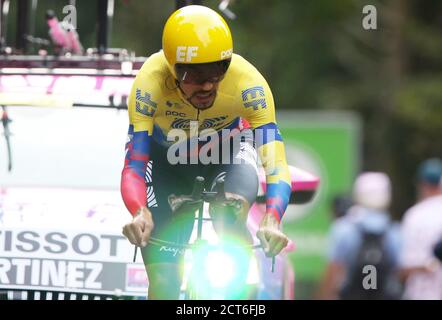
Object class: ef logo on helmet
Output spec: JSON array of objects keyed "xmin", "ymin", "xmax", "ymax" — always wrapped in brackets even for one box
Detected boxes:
[{"xmin": 176, "ymin": 46, "xmax": 198, "ymax": 63}]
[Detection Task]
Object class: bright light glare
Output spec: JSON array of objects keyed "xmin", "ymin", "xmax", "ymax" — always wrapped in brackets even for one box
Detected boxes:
[
  {"xmin": 246, "ymin": 255, "xmax": 260, "ymax": 285},
  {"xmin": 204, "ymin": 250, "xmax": 236, "ymax": 288}
]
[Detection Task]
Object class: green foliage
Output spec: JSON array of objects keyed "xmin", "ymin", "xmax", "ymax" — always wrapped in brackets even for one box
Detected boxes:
[{"xmin": 397, "ymin": 78, "xmax": 442, "ymax": 130}]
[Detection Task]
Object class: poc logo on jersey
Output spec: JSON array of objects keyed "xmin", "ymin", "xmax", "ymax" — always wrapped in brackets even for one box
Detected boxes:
[
  {"xmin": 221, "ymin": 48, "xmax": 233, "ymax": 59},
  {"xmin": 176, "ymin": 46, "xmax": 198, "ymax": 62},
  {"xmin": 166, "ymin": 110, "xmax": 186, "ymax": 117}
]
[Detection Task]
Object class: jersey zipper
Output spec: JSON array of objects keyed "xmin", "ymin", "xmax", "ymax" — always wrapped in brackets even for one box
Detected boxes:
[{"xmin": 195, "ymin": 109, "xmax": 202, "ymax": 143}]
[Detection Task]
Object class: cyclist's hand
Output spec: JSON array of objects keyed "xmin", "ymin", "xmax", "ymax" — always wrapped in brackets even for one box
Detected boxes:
[
  {"xmin": 122, "ymin": 207, "xmax": 154, "ymax": 248},
  {"xmin": 256, "ymin": 213, "xmax": 289, "ymax": 257}
]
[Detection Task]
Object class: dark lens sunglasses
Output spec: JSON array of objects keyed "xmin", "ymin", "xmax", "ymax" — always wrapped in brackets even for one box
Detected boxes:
[{"xmin": 175, "ymin": 59, "xmax": 231, "ymax": 85}]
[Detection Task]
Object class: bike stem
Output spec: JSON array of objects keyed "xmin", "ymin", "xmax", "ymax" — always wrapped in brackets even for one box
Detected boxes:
[
  {"xmin": 196, "ymin": 201, "xmax": 204, "ymax": 241},
  {"xmin": 192, "ymin": 176, "xmax": 205, "ymax": 241}
]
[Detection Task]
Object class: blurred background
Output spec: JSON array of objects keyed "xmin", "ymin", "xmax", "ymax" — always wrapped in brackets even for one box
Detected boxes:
[{"xmin": 1, "ymin": 0, "xmax": 441, "ymax": 299}]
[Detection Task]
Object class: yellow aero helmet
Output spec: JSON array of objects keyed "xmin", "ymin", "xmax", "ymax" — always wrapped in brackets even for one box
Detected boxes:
[{"xmin": 162, "ymin": 5, "xmax": 233, "ymax": 79}]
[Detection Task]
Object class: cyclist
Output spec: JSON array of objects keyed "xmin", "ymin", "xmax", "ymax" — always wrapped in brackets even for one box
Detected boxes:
[{"xmin": 121, "ymin": 5, "xmax": 291, "ymax": 299}]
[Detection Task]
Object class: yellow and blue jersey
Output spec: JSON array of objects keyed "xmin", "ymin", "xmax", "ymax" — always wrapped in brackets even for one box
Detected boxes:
[{"xmin": 121, "ymin": 52, "xmax": 291, "ymax": 221}]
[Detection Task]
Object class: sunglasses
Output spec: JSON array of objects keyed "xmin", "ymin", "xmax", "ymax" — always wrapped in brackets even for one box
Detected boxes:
[{"xmin": 175, "ymin": 59, "xmax": 231, "ymax": 85}]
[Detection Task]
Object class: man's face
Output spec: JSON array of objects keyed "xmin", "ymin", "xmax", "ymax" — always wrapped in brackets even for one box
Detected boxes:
[
  {"xmin": 175, "ymin": 60, "xmax": 230, "ymax": 110},
  {"xmin": 179, "ymin": 79, "xmax": 221, "ymax": 110}
]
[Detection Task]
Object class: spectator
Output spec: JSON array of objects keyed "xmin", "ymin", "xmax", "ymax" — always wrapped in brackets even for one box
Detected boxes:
[
  {"xmin": 318, "ymin": 172, "xmax": 401, "ymax": 299},
  {"xmin": 399, "ymin": 158, "xmax": 442, "ymax": 300}
]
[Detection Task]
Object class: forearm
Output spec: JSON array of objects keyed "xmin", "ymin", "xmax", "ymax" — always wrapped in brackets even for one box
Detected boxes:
[
  {"xmin": 254, "ymin": 122, "xmax": 291, "ymax": 221},
  {"xmin": 398, "ymin": 267, "xmax": 420, "ymax": 283},
  {"xmin": 398, "ymin": 264, "xmax": 435, "ymax": 283},
  {"xmin": 259, "ymin": 142, "xmax": 291, "ymax": 222},
  {"xmin": 121, "ymin": 128, "xmax": 151, "ymax": 216},
  {"xmin": 265, "ymin": 170, "xmax": 291, "ymax": 221},
  {"xmin": 121, "ymin": 167, "xmax": 148, "ymax": 216}
]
